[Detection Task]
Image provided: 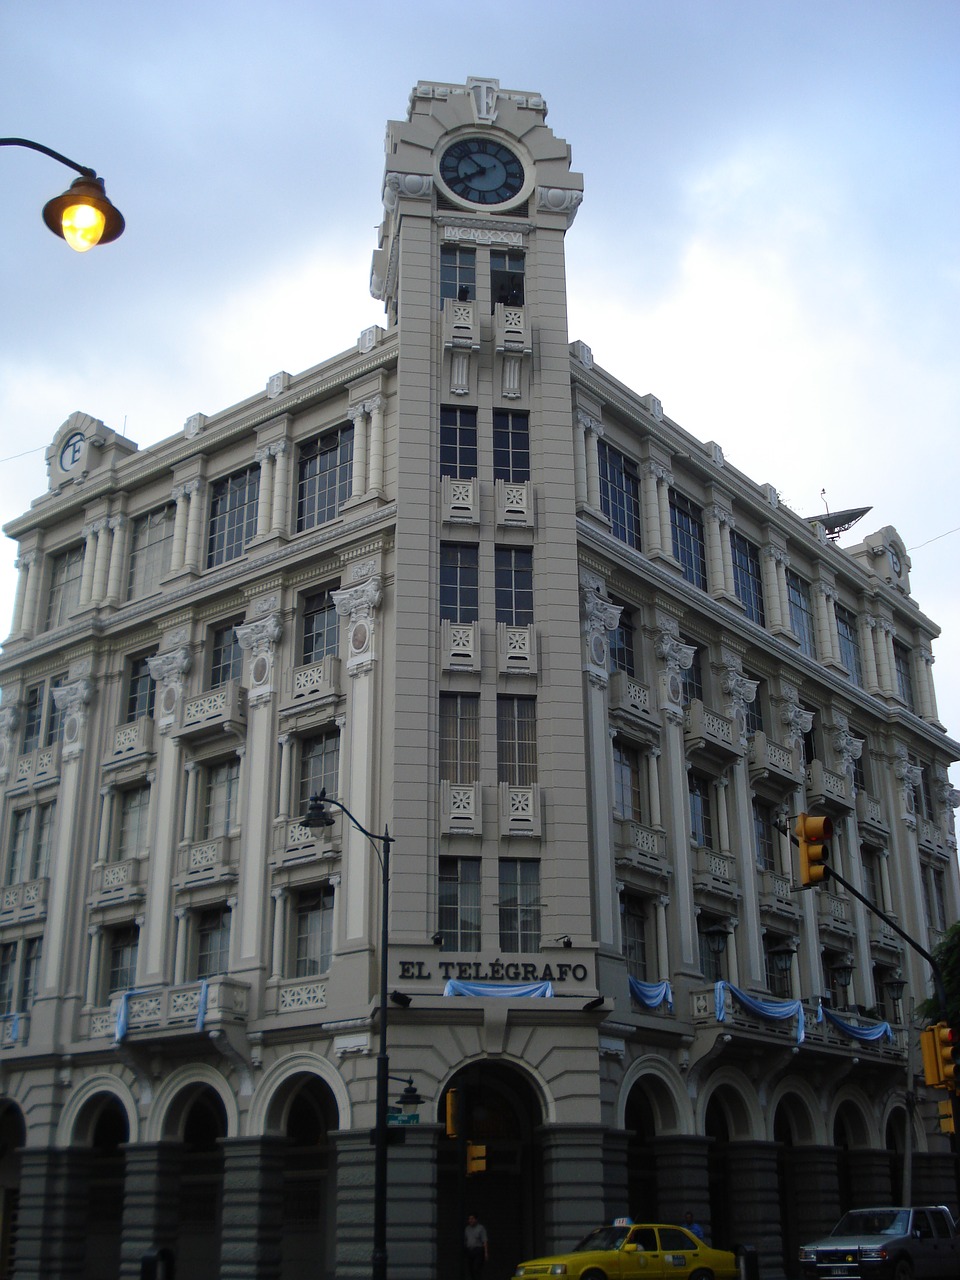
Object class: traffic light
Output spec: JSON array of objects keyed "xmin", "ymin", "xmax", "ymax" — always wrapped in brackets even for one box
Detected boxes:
[
  {"xmin": 920, "ymin": 1023, "xmax": 960, "ymax": 1089},
  {"xmin": 445, "ymin": 1089, "xmax": 459, "ymax": 1139},
  {"xmin": 921, "ymin": 1024, "xmax": 945, "ymax": 1087},
  {"xmin": 938, "ymin": 1099, "xmax": 955, "ymax": 1135},
  {"xmin": 466, "ymin": 1141, "xmax": 487, "ymax": 1176},
  {"xmin": 795, "ymin": 813, "xmax": 832, "ymax": 887}
]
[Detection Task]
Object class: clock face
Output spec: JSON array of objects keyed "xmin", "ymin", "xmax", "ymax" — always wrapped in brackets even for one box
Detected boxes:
[
  {"xmin": 890, "ymin": 548, "xmax": 902, "ymax": 575},
  {"xmin": 439, "ymin": 138, "xmax": 525, "ymax": 205},
  {"xmin": 59, "ymin": 431, "xmax": 85, "ymax": 472}
]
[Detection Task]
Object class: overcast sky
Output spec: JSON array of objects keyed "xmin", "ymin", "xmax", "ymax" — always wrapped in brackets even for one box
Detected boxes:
[{"xmin": 2, "ymin": 1, "xmax": 958, "ymax": 784}]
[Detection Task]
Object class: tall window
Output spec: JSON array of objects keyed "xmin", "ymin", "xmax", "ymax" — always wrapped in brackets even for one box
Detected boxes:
[
  {"xmin": 126, "ymin": 656, "xmax": 156, "ymax": 723},
  {"xmin": 438, "ymin": 857, "xmax": 481, "ymax": 952},
  {"xmin": 440, "ymin": 245, "xmax": 476, "ymax": 304},
  {"xmin": 299, "ymin": 732, "xmax": 340, "ymax": 813},
  {"xmin": 670, "ymin": 490, "xmax": 707, "ymax": 590},
  {"xmin": 302, "ymin": 589, "xmax": 338, "ymax": 665},
  {"xmin": 45, "ymin": 675, "xmax": 66, "ymax": 746},
  {"xmin": 730, "ymin": 532, "xmax": 765, "ymax": 625},
  {"xmin": 439, "ymin": 407, "xmax": 478, "ymax": 479},
  {"xmin": 786, "ymin": 570, "xmax": 817, "ymax": 658},
  {"xmin": 108, "ymin": 925, "xmax": 139, "ymax": 995},
  {"xmin": 613, "ymin": 741, "xmax": 643, "ymax": 822},
  {"xmin": 44, "ymin": 545, "xmax": 85, "ymax": 630},
  {"xmin": 763, "ymin": 939, "xmax": 793, "ymax": 999},
  {"xmin": 498, "ymin": 859, "xmax": 540, "ymax": 953},
  {"xmin": 294, "ymin": 886, "xmax": 334, "ymax": 976},
  {"xmin": 296, "ymin": 427, "xmax": 354, "ymax": 532},
  {"xmin": 490, "ymin": 249, "xmax": 525, "ymax": 307},
  {"xmin": 20, "ymin": 685, "xmax": 43, "ymax": 754},
  {"xmin": 598, "ymin": 441, "xmax": 642, "ymax": 549},
  {"xmin": 116, "ymin": 786, "xmax": 151, "ymax": 861},
  {"xmin": 196, "ymin": 908, "xmax": 231, "ymax": 979},
  {"xmin": 492, "ymin": 410, "xmax": 530, "ymax": 482},
  {"xmin": 0, "ymin": 944, "xmax": 16, "ymax": 1016},
  {"xmin": 21, "ymin": 677, "xmax": 67, "ymax": 753},
  {"xmin": 752, "ymin": 798, "xmax": 777, "ymax": 872},
  {"xmin": 494, "ymin": 547, "xmax": 533, "ymax": 625},
  {"xmin": 608, "ymin": 605, "xmax": 636, "ymax": 676},
  {"xmin": 210, "ymin": 622, "xmax": 243, "ymax": 687},
  {"xmin": 680, "ymin": 642, "xmax": 703, "ymax": 705},
  {"xmin": 20, "ymin": 938, "xmax": 41, "ymax": 1008},
  {"xmin": 127, "ymin": 506, "xmax": 175, "ymax": 600},
  {"xmin": 689, "ymin": 773, "xmax": 714, "ymax": 848},
  {"xmin": 861, "ymin": 847, "xmax": 882, "ymax": 907},
  {"xmin": 207, "ymin": 466, "xmax": 260, "ymax": 567},
  {"xmin": 893, "ymin": 641, "xmax": 915, "ymax": 710},
  {"xmin": 621, "ymin": 894, "xmax": 648, "ymax": 981},
  {"xmin": 698, "ymin": 920, "xmax": 727, "ymax": 982},
  {"xmin": 835, "ymin": 604, "xmax": 863, "ymax": 687},
  {"xmin": 203, "ymin": 759, "xmax": 241, "ymax": 839},
  {"xmin": 31, "ymin": 802, "xmax": 56, "ymax": 880},
  {"xmin": 439, "ymin": 694, "xmax": 479, "ymax": 783},
  {"xmin": 744, "ymin": 674, "xmax": 764, "ymax": 736},
  {"xmin": 439, "ymin": 544, "xmax": 479, "ymax": 623},
  {"xmin": 6, "ymin": 811, "xmax": 31, "ymax": 885},
  {"xmin": 497, "ymin": 697, "xmax": 537, "ymax": 786}
]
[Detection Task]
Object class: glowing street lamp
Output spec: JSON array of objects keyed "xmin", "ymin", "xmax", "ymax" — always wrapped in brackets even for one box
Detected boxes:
[{"xmin": 2, "ymin": 137, "xmax": 125, "ymax": 251}]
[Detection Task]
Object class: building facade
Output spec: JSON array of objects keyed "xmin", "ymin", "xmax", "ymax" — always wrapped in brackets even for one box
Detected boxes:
[{"xmin": 0, "ymin": 77, "xmax": 957, "ymax": 1280}]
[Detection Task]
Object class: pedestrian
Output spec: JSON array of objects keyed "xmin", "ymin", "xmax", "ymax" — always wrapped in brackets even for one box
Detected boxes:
[
  {"xmin": 684, "ymin": 1211, "xmax": 705, "ymax": 1241},
  {"xmin": 464, "ymin": 1212, "xmax": 489, "ymax": 1279}
]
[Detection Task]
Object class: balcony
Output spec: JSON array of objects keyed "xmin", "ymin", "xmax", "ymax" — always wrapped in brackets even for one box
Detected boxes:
[
  {"xmin": 748, "ymin": 732, "xmax": 802, "ymax": 790},
  {"xmin": 282, "ymin": 655, "xmax": 341, "ymax": 713},
  {"xmin": 110, "ymin": 715, "xmax": 154, "ymax": 762},
  {"xmin": 275, "ymin": 976, "xmax": 328, "ymax": 1015},
  {"xmin": 176, "ymin": 835, "xmax": 238, "ymax": 886},
  {"xmin": 0, "ymin": 878, "xmax": 48, "ymax": 925},
  {"xmin": 0, "ymin": 1013, "xmax": 30, "ymax": 1051},
  {"xmin": 271, "ymin": 814, "xmax": 341, "ymax": 867},
  {"xmin": 442, "ymin": 298, "xmax": 479, "ymax": 353},
  {"xmin": 757, "ymin": 869, "xmax": 800, "ymax": 921},
  {"xmin": 89, "ymin": 975, "xmax": 250, "ymax": 1042},
  {"xmin": 13, "ymin": 741, "xmax": 62, "ymax": 789},
  {"xmin": 608, "ymin": 671, "xmax": 658, "ymax": 729},
  {"xmin": 441, "ymin": 780, "xmax": 481, "ymax": 836},
  {"xmin": 494, "ymin": 302, "xmax": 530, "ymax": 355},
  {"xmin": 692, "ymin": 845, "xmax": 737, "ymax": 900},
  {"xmin": 90, "ymin": 858, "xmax": 144, "ymax": 905},
  {"xmin": 495, "ymin": 478, "xmax": 533, "ymax": 528},
  {"xmin": 441, "ymin": 474, "xmax": 479, "ymax": 524},
  {"xmin": 614, "ymin": 820, "xmax": 667, "ymax": 882},
  {"xmin": 441, "ymin": 619, "xmax": 479, "ymax": 673},
  {"xmin": 806, "ymin": 759, "xmax": 852, "ymax": 811},
  {"xmin": 817, "ymin": 890, "xmax": 854, "ymax": 938},
  {"xmin": 499, "ymin": 783, "xmax": 541, "ymax": 838},
  {"xmin": 497, "ymin": 623, "xmax": 537, "ymax": 676},
  {"xmin": 855, "ymin": 789, "xmax": 889, "ymax": 837},
  {"xmin": 175, "ymin": 681, "xmax": 246, "ymax": 742},
  {"xmin": 684, "ymin": 700, "xmax": 741, "ymax": 764}
]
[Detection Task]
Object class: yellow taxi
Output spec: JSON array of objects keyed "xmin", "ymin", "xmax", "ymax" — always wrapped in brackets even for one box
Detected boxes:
[{"xmin": 512, "ymin": 1221, "xmax": 739, "ymax": 1280}]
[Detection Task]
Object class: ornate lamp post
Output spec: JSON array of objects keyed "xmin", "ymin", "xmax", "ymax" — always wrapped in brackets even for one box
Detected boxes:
[
  {"xmin": 1, "ymin": 137, "xmax": 125, "ymax": 250},
  {"xmin": 303, "ymin": 788, "xmax": 393, "ymax": 1280}
]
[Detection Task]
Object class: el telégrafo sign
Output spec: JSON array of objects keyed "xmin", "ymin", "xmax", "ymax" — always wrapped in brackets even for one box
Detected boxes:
[{"xmin": 397, "ymin": 958, "xmax": 589, "ymax": 984}]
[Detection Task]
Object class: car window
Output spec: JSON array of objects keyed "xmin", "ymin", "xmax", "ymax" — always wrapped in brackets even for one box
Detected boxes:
[
  {"xmin": 930, "ymin": 1212, "xmax": 951, "ymax": 1240},
  {"xmin": 914, "ymin": 1213, "xmax": 933, "ymax": 1239},
  {"xmin": 630, "ymin": 1230, "xmax": 658, "ymax": 1251},
  {"xmin": 574, "ymin": 1228, "xmax": 629, "ymax": 1253},
  {"xmin": 659, "ymin": 1228, "xmax": 697, "ymax": 1252}
]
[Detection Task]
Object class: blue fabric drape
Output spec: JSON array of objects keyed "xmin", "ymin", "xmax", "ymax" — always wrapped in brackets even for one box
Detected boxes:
[
  {"xmin": 443, "ymin": 980, "xmax": 554, "ymax": 998},
  {"xmin": 628, "ymin": 977, "xmax": 673, "ymax": 1011},
  {"xmin": 715, "ymin": 980, "xmax": 805, "ymax": 1043},
  {"xmin": 195, "ymin": 979, "xmax": 209, "ymax": 1031},
  {"xmin": 818, "ymin": 1002, "xmax": 893, "ymax": 1042}
]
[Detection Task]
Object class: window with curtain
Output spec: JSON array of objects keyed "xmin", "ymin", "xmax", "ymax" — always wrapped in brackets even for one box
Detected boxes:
[
  {"xmin": 108, "ymin": 925, "xmax": 139, "ymax": 995},
  {"xmin": 44, "ymin": 545, "xmax": 84, "ymax": 630},
  {"xmin": 621, "ymin": 893, "xmax": 648, "ymax": 981},
  {"xmin": 786, "ymin": 570, "xmax": 817, "ymax": 658},
  {"xmin": 494, "ymin": 547, "xmax": 533, "ymax": 625},
  {"xmin": 689, "ymin": 773, "xmax": 714, "ymax": 849},
  {"xmin": 298, "ymin": 731, "xmax": 340, "ymax": 814},
  {"xmin": 497, "ymin": 697, "xmax": 538, "ymax": 786},
  {"xmin": 116, "ymin": 786, "xmax": 151, "ymax": 861},
  {"xmin": 127, "ymin": 505, "xmax": 175, "ymax": 600},
  {"xmin": 202, "ymin": 759, "xmax": 241, "ymax": 839},
  {"xmin": 126, "ymin": 655, "xmax": 156, "ymax": 723},
  {"xmin": 196, "ymin": 908, "xmax": 231, "ymax": 979},
  {"xmin": 498, "ymin": 859, "xmax": 540, "ymax": 953},
  {"xmin": 210, "ymin": 622, "xmax": 243, "ymax": 688},
  {"xmin": 439, "ymin": 694, "xmax": 479, "ymax": 783},
  {"xmin": 835, "ymin": 603, "xmax": 863, "ymax": 687},
  {"xmin": 613, "ymin": 741, "xmax": 644, "ymax": 822},
  {"xmin": 294, "ymin": 886, "xmax": 335, "ymax": 976},
  {"xmin": 302, "ymin": 589, "xmax": 338, "ymax": 665},
  {"xmin": 438, "ymin": 857, "xmax": 481, "ymax": 952}
]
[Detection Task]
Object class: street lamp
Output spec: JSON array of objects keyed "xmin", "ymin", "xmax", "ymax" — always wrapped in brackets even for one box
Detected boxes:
[
  {"xmin": 1, "ymin": 137, "xmax": 125, "ymax": 251},
  {"xmin": 302, "ymin": 788, "xmax": 393, "ymax": 1280}
]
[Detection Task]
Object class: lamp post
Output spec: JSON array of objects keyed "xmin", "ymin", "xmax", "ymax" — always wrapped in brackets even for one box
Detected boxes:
[
  {"xmin": 1, "ymin": 137, "xmax": 125, "ymax": 250},
  {"xmin": 303, "ymin": 788, "xmax": 393, "ymax": 1280}
]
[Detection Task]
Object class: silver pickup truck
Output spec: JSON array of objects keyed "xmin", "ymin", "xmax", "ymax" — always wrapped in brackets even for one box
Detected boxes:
[{"xmin": 799, "ymin": 1207, "xmax": 960, "ymax": 1280}]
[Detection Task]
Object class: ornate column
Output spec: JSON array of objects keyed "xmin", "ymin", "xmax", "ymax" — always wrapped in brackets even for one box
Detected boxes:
[
  {"xmin": 877, "ymin": 620, "xmax": 897, "ymax": 695},
  {"xmin": 718, "ymin": 509, "xmax": 736, "ymax": 595},
  {"xmin": 183, "ymin": 479, "xmax": 205, "ymax": 571},
  {"xmin": 580, "ymin": 573, "xmax": 622, "ymax": 950},
  {"xmin": 170, "ymin": 483, "xmax": 190, "ymax": 572},
  {"xmin": 233, "ymin": 613, "xmax": 284, "ymax": 985},
  {"xmin": 814, "ymin": 584, "xmax": 838, "ymax": 664},
  {"xmin": 255, "ymin": 446, "xmax": 275, "ymax": 536},
  {"xmin": 580, "ymin": 411, "xmax": 603, "ymax": 512},
  {"xmin": 140, "ymin": 646, "xmax": 191, "ymax": 984},
  {"xmin": 655, "ymin": 895, "xmax": 670, "ymax": 980},
  {"xmin": 332, "ymin": 573, "xmax": 384, "ymax": 944},
  {"xmin": 91, "ymin": 519, "xmax": 113, "ymax": 604},
  {"xmin": 20, "ymin": 547, "xmax": 43, "ymax": 635},
  {"xmin": 270, "ymin": 440, "xmax": 289, "ymax": 532},
  {"xmin": 173, "ymin": 908, "xmax": 188, "ymax": 984},
  {"xmin": 704, "ymin": 506, "xmax": 725, "ymax": 595},
  {"xmin": 762, "ymin": 548, "xmax": 784, "ymax": 630},
  {"xmin": 646, "ymin": 748, "xmax": 662, "ymax": 829},
  {"xmin": 861, "ymin": 617, "xmax": 881, "ymax": 692},
  {"xmin": 84, "ymin": 925, "xmax": 102, "ymax": 1007},
  {"xmin": 572, "ymin": 412, "xmax": 588, "ymax": 507},
  {"xmin": 271, "ymin": 888, "xmax": 286, "ymax": 980},
  {"xmin": 105, "ymin": 514, "xmax": 129, "ymax": 604},
  {"xmin": 922, "ymin": 650, "xmax": 941, "ymax": 723},
  {"xmin": 720, "ymin": 655, "xmax": 762, "ymax": 984},
  {"xmin": 775, "ymin": 553, "xmax": 791, "ymax": 630},
  {"xmin": 641, "ymin": 462, "xmax": 661, "ymax": 553},
  {"xmin": 367, "ymin": 395, "xmax": 385, "ymax": 494},
  {"xmin": 656, "ymin": 468, "xmax": 673, "ymax": 552},
  {"xmin": 914, "ymin": 648, "xmax": 935, "ymax": 720},
  {"xmin": 348, "ymin": 403, "xmax": 369, "ymax": 501},
  {"xmin": 654, "ymin": 614, "xmax": 699, "ymax": 971},
  {"xmin": 277, "ymin": 733, "xmax": 292, "ymax": 820},
  {"xmin": 10, "ymin": 552, "xmax": 36, "ymax": 635},
  {"xmin": 779, "ymin": 682, "xmax": 818, "ymax": 992},
  {"xmin": 96, "ymin": 785, "xmax": 116, "ymax": 864},
  {"xmin": 78, "ymin": 522, "xmax": 99, "ymax": 607},
  {"xmin": 833, "ymin": 716, "xmax": 872, "ymax": 1007},
  {"xmin": 182, "ymin": 760, "xmax": 199, "ymax": 844}
]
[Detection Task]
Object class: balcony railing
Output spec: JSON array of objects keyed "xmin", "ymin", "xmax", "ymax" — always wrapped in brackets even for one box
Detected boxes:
[
  {"xmin": 441, "ymin": 780, "xmax": 481, "ymax": 836},
  {"xmin": 271, "ymin": 813, "xmax": 341, "ymax": 867},
  {"xmin": 14, "ymin": 741, "xmax": 62, "ymax": 788},
  {"xmin": 806, "ymin": 759, "xmax": 852, "ymax": 810},
  {"xmin": 441, "ymin": 474, "xmax": 478, "ymax": 524},
  {"xmin": 747, "ymin": 732, "xmax": 802, "ymax": 788},
  {"xmin": 90, "ymin": 858, "xmax": 144, "ymax": 903},
  {"xmin": 495, "ymin": 478, "xmax": 533, "ymax": 528},
  {"xmin": 497, "ymin": 623, "xmax": 537, "ymax": 675},
  {"xmin": 89, "ymin": 975, "xmax": 250, "ymax": 1041},
  {"xmin": 441, "ymin": 619, "xmax": 479, "ymax": 672},
  {"xmin": 176, "ymin": 835, "xmax": 238, "ymax": 884},
  {"xmin": 175, "ymin": 681, "xmax": 246, "ymax": 740},
  {"xmin": 0, "ymin": 878, "xmax": 48, "ymax": 925},
  {"xmin": 283, "ymin": 655, "xmax": 341, "ymax": 711},
  {"xmin": 684, "ymin": 700, "xmax": 741, "ymax": 762},
  {"xmin": 110, "ymin": 716, "xmax": 154, "ymax": 761},
  {"xmin": 614, "ymin": 820, "xmax": 667, "ymax": 878},
  {"xmin": 499, "ymin": 783, "xmax": 541, "ymax": 837}
]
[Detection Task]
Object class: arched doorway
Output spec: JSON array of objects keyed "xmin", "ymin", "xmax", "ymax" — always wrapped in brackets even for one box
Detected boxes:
[
  {"xmin": 705, "ymin": 1096, "xmax": 733, "ymax": 1250},
  {"xmin": 625, "ymin": 1088, "xmax": 658, "ymax": 1219},
  {"xmin": 438, "ymin": 1064, "xmax": 544, "ymax": 1280},
  {"xmin": 884, "ymin": 1107, "xmax": 907, "ymax": 1204},
  {"xmin": 82, "ymin": 1097, "xmax": 129, "ymax": 1280},
  {"xmin": 278, "ymin": 1076, "xmax": 338, "ymax": 1280},
  {"xmin": 0, "ymin": 1104, "xmax": 24, "ymax": 1279},
  {"xmin": 172, "ymin": 1086, "xmax": 227, "ymax": 1280}
]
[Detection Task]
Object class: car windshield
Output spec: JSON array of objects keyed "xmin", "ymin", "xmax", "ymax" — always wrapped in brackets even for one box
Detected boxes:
[
  {"xmin": 573, "ymin": 1228, "xmax": 630, "ymax": 1253},
  {"xmin": 832, "ymin": 1211, "xmax": 909, "ymax": 1237}
]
